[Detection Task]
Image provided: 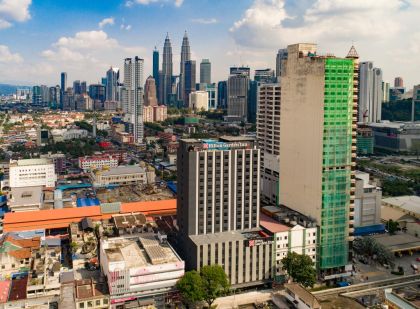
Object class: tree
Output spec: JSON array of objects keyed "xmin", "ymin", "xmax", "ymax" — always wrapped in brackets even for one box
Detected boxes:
[
  {"xmin": 176, "ymin": 270, "xmax": 205, "ymax": 308},
  {"xmin": 281, "ymin": 252, "xmax": 316, "ymax": 288},
  {"xmin": 353, "ymin": 237, "xmax": 395, "ymax": 268},
  {"xmin": 386, "ymin": 219, "xmax": 399, "ymax": 235},
  {"xmin": 200, "ymin": 265, "xmax": 230, "ymax": 308}
]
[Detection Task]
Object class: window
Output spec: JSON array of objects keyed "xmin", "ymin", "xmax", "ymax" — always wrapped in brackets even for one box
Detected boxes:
[
  {"xmin": 96, "ymin": 300, "xmax": 101, "ymax": 306},
  {"xmin": 87, "ymin": 301, "xmax": 93, "ymax": 308},
  {"xmin": 79, "ymin": 303, "xmax": 85, "ymax": 309},
  {"xmin": 103, "ymin": 299, "xmax": 108, "ymax": 305}
]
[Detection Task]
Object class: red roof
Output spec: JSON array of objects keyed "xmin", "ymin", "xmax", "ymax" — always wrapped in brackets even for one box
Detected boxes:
[
  {"xmin": 8, "ymin": 278, "xmax": 27, "ymax": 301},
  {"xmin": 260, "ymin": 213, "xmax": 290, "ymax": 234},
  {"xmin": 0, "ymin": 281, "xmax": 11, "ymax": 303},
  {"xmin": 3, "ymin": 199, "xmax": 176, "ymax": 232}
]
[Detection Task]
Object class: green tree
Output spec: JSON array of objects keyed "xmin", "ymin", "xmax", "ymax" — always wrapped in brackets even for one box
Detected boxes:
[
  {"xmin": 200, "ymin": 265, "xmax": 230, "ymax": 308},
  {"xmin": 353, "ymin": 237, "xmax": 395, "ymax": 268},
  {"xmin": 176, "ymin": 270, "xmax": 205, "ymax": 308},
  {"xmin": 386, "ymin": 219, "xmax": 399, "ymax": 235},
  {"xmin": 281, "ymin": 252, "xmax": 317, "ymax": 288}
]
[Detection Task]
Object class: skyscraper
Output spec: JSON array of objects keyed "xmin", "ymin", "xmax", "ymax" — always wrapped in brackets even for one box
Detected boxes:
[
  {"xmin": 177, "ymin": 137, "xmax": 272, "ymax": 286},
  {"xmin": 394, "ymin": 76, "xmax": 404, "ymax": 88},
  {"xmin": 73, "ymin": 80, "xmax": 81, "ymax": 95},
  {"xmin": 144, "ymin": 76, "xmax": 158, "ymax": 107},
  {"xmin": 81, "ymin": 81, "xmax": 87, "ymax": 94},
  {"xmin": 161, "ymin": 33, "xmax": 173, "ymax": 105},
  {"xmin": 227, "ymin": 69, "xmax": 249, "ymax": 122},
  {"xmin": 257, "ymin": 83, "xmax": 281, "ymax": 205},
  {"xmin": 412, "ymin": 84, "xmax": 420, "ymax": 122},
  {"xmin": 122, "ymin": 57, "xmax": 144, "ymax": 143},
  {"xmin": 88, "ymin": 84, "xmax": 106, "ymax": 103},
  {"xmin": 278, "ymin": 43, "xmax": 357, "ymax": 275},
  {"xmin": 179, "ymin": 31, "xmax": 191, "ymax": 103},
  {"xmin": 359, "ymin": 61, "xmax": 383, "ymax": 123},
  {"xmin": 60, "ymin": 72, "xmax": 67, "ymax": 109},
  {"xmin": 382, "ymin": 81, "xmax": 390, "ymax": 103},
  {"xmin": 106, "ymin": 67, "xmax": 120, "ymax": 102},
  {"xmin": 200, "ymin": 59, "xmax": 211, "ymax": 85},
  {"xmin": 275, "ymin": 49, "xmax": 288, "ymax": 79},
  {"xmin": 217, "ymin": 81, "xmax": 227, "ymax": 109},
  {"xmin": 184, "ymin": 60, "xmax": 196, "ymax": 107},
  {"xmin": 153, "ymin": 47, "xmax": 159, "ymax": 101}
]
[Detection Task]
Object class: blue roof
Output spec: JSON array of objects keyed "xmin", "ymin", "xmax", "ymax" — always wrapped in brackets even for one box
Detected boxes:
[
  {"xmin": 76, "ymin": 198, "xmax": 100, "ymax": 207},
  {"xmin": 354, "ymin": 224, "xmax": 386, "ymax": 236},
  {"xmin": 166, "ymin": 181, "xmax": 177, "ymax": 194},
  {"xmin": 56, "ymin": 183, "xmax": 92, "ymax": 191}
]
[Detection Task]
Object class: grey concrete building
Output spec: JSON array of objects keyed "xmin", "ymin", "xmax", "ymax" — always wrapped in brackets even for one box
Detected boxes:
[
  {"xmin": 257, "ymin": 83, "xmax": 281, "ymax": 205},
  {"xmin": 355, "ymin": 172, "xmax": 382, "ymax": 227},
  {"xmin": 177, "ymin": 136, "xmax": 273, "ymax": 287},
  {"xmin": 227, "ymin": 73, "xmax": 249, "ymax": 122},
  {"xmin": 359, "ymin": 62, "xmax": 383, "ymax": 123}
]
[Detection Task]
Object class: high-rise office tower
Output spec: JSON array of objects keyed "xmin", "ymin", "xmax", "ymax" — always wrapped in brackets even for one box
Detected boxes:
[
  {"xmin": 161, "ymin": 33, "xmax": 173, "ymax": 105},
  {"xmin": 227, "ymin": 69, "xmax": 249, "ymax": 122},
  {"xmin": 359, "ymin": 61, "xmax": 383, "ymax": 123},
  {"xmin": 275, "ymin": 49, "xmax": 288, "ymax": 79},
  {"xmin": 73, "ymin": 80, "xmax": 82, "ymax": 95},
  {"xmin": 40, "ymin": 85, "xmax": 49, "ymax": 104},
  {"xmin": 382, "ymin": 82, "xmax": 390, "ymax": 103},
  {"xmin": 60, "ymin": 72, "xmax": 67, "ymax": 109},
  {"xmin": 278, "ymin": 43, "xmax": 357, "ymax": 275},
  {"xmin": 32, "ymin": 86, "xmax": 42, "ymax": 105},
  {"xmin": 153, "ymin": 47, "xmax": 159, "ymax": 101},
  {"xmin": 88, "ymin": 84, "xmax": 106, "ymax": 103},
  {"xmin": 249, "ymin": 69, "xmax": 276, "ymax": 123},
  {"xmin": 230, "ymin": 66, "xmax": 250, "ymax": 76},
  {"xmin": 412, "ymin": 84, "xmax": 420, "ymax": 122},
  {"xmin": 394, "ymin": 77, "xmax": 404, "ymax": 88},
  {"xmin": 144, "ymin": 76, "xmax": 158, "ymax": 107},
  {"xmin": 217, "ymin": 81, "xmax": 227, "ymax": 109},
  {"xmin": 106, "ymin": 67, "xmax": 120, "ymax": 102},
  {"xmin": 177, "ymin": 137, "xmax": 272, "ymax": 286},
  {"xmin": 200, "ymin": 59, "xmax": 211, "ymax": 85},
  {"xmin": 179, "ymin": 31, "xmax": 191, "ymax": 103},
  {"xmin": 122, "ymin": 57, "xmax": 144, "ymax": 143},
  {"xmin": 257, "ymin": 83, "xmax": 281, "ymax": 205},
  {"xmin": 81, "ymin": 81, "xmax": 87, "ymax": 94},
  {"xmin": 254, "ymin": 69, "xmax": 276, "ymax": 83},
  {"xmin": 184, "ymin": 60, "xmax": 196, "ymax": 107}
]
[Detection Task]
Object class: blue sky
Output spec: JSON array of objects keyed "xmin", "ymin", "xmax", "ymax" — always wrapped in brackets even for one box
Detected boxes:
[{"xmin": 0, "ymin": 0, "xmax": 419, "ymax": 89}]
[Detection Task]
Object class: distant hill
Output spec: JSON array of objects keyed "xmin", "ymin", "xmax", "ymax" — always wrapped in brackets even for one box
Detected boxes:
[{"xmin": 0, "ymin": 84, "xmax": 31, "ymax": 95}]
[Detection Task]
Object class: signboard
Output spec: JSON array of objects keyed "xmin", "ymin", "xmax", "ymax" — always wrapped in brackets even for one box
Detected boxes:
[
  {"xmin": 245, "ymin": 237, "xmax": 273, "ymax": 247},
  {"xmin": 202, "ymin": 141, "xmax": 252, "ymax": 151}
]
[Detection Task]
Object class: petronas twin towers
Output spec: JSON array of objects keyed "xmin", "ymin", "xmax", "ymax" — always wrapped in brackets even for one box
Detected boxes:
[{"xmin": 158, "ymin": 31, "xmax": 192, "ymax": 106}]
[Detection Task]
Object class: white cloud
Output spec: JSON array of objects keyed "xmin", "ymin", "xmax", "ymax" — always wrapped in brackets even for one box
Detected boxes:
[
  {"xmin": 0, "ymin": 45, "xmax": 23, "ymax": 63},
  {"xmin": 34, "ymin": 30, "xmax": 147, "ymax": 85},
  {"xmin": 230, "ymin": 0, "xmax": 420, "ymax": 87},
  {"xmin": 126, "ymin": 0, "xmax": 183, "ymax": 7},
  {"xmin": 120, "ymin": 24, "xmax": 132, "ymax": 30},
  {"xmin": 191, "ymin": 18, "xmax": 218, "ymax": 24},
  {"xmin": 0, "ymin": 0, "xmax": 31, "ymax": 29},
  {"xmin": 98, "ymin": 17, "xmax": 115, "ymax": 28}
]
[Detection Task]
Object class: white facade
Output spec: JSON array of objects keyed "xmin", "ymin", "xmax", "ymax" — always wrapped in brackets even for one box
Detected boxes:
[
  {"xmin": 78, "ymin": 155, "xmax": 119, "ymax": 172},
  {"xmin": 9, "ymin": 159, "xmax": 57, "ymax": 188},
  {"xmin": 189, "ymin": 91, "xmax": 209, "ymax": 111},
  {"xmin": 122, "ymin": 57, "xmax": 144, "ymax": 143},
  {"xmin": 100, "ymin": 235, "xmax": 184, "ymax": 306},
  {"xmin": 359, "ymin": 62, "xmax": 383, "ymax": 123},
  {"xmin": 355, "ymin": 172, "xmax": 382, "ymax": 227}
]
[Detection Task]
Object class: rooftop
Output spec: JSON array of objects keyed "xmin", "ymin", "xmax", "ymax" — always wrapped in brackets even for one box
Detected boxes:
[
  {"xmin": 97, "ymin": 165, "xmax": 147, "ymax": 176},
  {"xmin": 372, "ymin": 233, "xmax": 420, "ymax": 252},
  {"xmin": 9, "ymin": 186, "xmax": 43, "ymax": 207},
  {"xmin": 75, "ymin": 279, "xmax": 108, "ymax": 300},
  {"xmin": 103, "ymin": 234, "xmax": 180, "ymax": 267},
  {"xmin": 189, "ymin": 228, "xmax": 269, "ymax": 246},
  {"xmin": 284, "ymin": 283, "xmax": 321, "ymax": 309},
  {"xmin": 262, "ymin": 205, "xmax": 317, "ymax": 228},
  {"xmin": 260, "ymin": 213, "xmax": 290, "ymax": 234},
  {"xmin": 10, "ymin": 158, "xmax": 52, "ymax": 167},
  {"xmin": 382, "ymin": 195, "xmax": 420, "ymax": 217}
]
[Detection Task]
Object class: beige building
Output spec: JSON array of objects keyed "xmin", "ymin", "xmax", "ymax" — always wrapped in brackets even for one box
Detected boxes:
[
  {"xmin": 382, "ymin": 195, "xmax": 420, "ymax": 237},
  {"xmin": 278, "ymin": 43, "xmax": 357, "ymax": 274},
  {"xmin": 143, "ymin": 105, "xmax": 154, "ymax": 123},
  {"xmin": 90, "ymin": 165, "xmax": 155, "ymax": 186},
  {"xmin": 257, "ymin": 83, "xmax": 281, "ymax": 205},
  {"xmin": 189, "ymin": 91, "xmax": 208, "ymax": 111},
  {"xmin": 355, "ymin": 172, "xmax": 382, "ymax": 227}
]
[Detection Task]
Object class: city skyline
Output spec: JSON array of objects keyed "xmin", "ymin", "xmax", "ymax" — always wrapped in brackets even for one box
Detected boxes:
[{"xmin": 0, "ymin": 0, "xmax": 419, "ymax": 88}]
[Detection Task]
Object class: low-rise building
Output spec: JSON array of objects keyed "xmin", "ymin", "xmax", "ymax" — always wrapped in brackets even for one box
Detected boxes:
[
  {"xmin": 9, "ymin": 158, "xmax": 57, "ymax": 188},
  {"xmin": 90, "ymin": 165, "xmax": 155, "ymax": 187},
  {"xmin": 282, "ymin": 283, "xmax": 321, "ymax": 309},
  {"xmin": 354, "ymin": 172, "xmax": 382, "ymax": 230},
  {"xmin": 260, "ymin": 206, "xmax": 317, "ymax": 282},
  {"xmin": 74, "ymin": 279, "xmax": 109, "ymax": 309},
  {"xmin": 382, "ymin": 195, "xmax": 420, "ymax": 237},
  {"xmin": 8, "ymin": 186, "xmax": 44, "ymax": 212},
  {"xmin": 78, "ymin": 155, "xmax": 119, "ymax": 172},
  {"xmin": 99, "ymin": 234, "xmax": 184, "ymax": 308}
]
